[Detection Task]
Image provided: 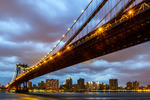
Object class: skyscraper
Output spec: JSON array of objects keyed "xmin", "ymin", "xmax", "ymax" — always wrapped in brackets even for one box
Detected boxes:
[
  {"xmin": 38, "ymin": 81, "xmax": 45, "ymax": 89},
  {"xmin": 38, "ymin": 82, "xmax": 41, "ymax": 89},
  {"xmin": 126, "ymin": 81, "xmax": 132, "ymax": 89},
  {"xmin": 28, "ymin": 81, "xmax": 32, "ymax": 89},
  {"xmin": 95, "ymin": 82, "xmax": 100, "ymax": 90},
  {"xmin": 133, "ymin": 81, "xmax": 139, "ymax": 89},
  {"xmin": 66, "ymin": 78, "xmax": 72, "ymax": 89},
  {"xmin": 46, "ymin": 79, "xmax": 50, "ymax": 90},
  {"xmin": 46, "ymin": 79, "xmax": 59, "ymax": 90},
  {"xmin": 109, "ymin": 78, "xmax": 118, "ymax": 89},
  {"xmin": 77, "ymin": 78, "xmax": 84, "ymax": 89},
  {"xmin": 87, "ymin": 81, "xmax": 95, "ymax": 90}
]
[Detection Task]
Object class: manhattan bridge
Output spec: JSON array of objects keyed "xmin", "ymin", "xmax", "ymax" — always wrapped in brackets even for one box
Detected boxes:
[{"xmin": 6, "ymin": 0, "xmax": 150, "ymax": 93}]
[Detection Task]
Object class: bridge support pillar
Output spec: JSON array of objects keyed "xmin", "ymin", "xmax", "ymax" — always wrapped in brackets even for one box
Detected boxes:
[
  {"xmin": 15, "ymin": 84, "xmax": 19, "ymax": 91},
  {"xmin": 18, "ymin": 84, "xmax": 21, "ymax": 90},
  {"xmin": 25, "ymin": 81, "xmax": 28, "ymax": 90},
  {"xmin": 23, "ymin": 81, "xmax": 28, "ymax": 90},
  {"xmin": 15, "ymin": 82, "xmax": 28, "ymax": 93},
  {"xmin": 23, "ymin": 82, "xmax": 25, "ymax": 90}
]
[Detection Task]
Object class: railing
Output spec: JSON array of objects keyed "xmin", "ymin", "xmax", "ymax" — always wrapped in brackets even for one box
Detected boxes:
[{"xmin": 70, "ymin": 2, "xmax": 150, "ymax": 49}]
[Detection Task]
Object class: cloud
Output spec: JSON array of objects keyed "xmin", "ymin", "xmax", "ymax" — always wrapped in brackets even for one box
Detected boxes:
[
  {"xmin": 0, "ymin": 37, "xmax": 59, "ymax": 65},
  {"xmin": 0, "ymin": 56, "xmax": 18, "ymax": 64},
  {"xmin": 21, "ymin": 0, "xmax": 68, "ymax": 19},
  {"xmin": 0, "ymin": 18, "xmax": 31, "ymax": 34}
]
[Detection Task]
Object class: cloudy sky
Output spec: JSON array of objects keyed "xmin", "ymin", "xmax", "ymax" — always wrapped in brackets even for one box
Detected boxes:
[{"xmin": 0, "ymin": 0, "xmax": 150, "ymax": 87}]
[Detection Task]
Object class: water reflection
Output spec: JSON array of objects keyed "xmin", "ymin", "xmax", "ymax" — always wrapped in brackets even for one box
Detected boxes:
[
  {"xmin": 1, "ymin": 92, "xmax": 150, "ymax": 100},
  {"xmin": 0, "ymin": 93, "xmax": 58, "ymax": 100}
]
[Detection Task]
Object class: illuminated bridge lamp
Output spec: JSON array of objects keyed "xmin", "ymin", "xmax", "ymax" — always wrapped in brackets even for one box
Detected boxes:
[
  {"xmin": 82, "ymin": 10, "xmax": 84, "ymax": 13},
  {"xmin": 98, "ymin": 27, "xmax": 103, "ymax": 32},
  {"xmin": 67, "ymin": 46, "xmax": 70, "ymax": 50},
  {"xmin": 74, "ymin": 20, "xmax": 77, "ymax": 23},
  {"xmin": 50, "ymin": 56, "xmax": 53, "ymax": 60},
  {"xmin": 128, "ymin": 10, "xmax": 134, "ymax": 15},
  {"xmin": 57, "ymin": 52, "xmax": 60, "ymax": 55},
  {"xmin": 62, "ymin": 34, "xmax": 65, "ymax": 38},
  {"xmin": 44, "ymin": 60, "xmax": 46, "ymax": 63}
]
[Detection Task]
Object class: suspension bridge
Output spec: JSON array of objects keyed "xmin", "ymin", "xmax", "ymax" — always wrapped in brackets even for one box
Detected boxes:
[{"xmin": 6, "ymin": 0, "xmax": 150, "ymax": 93}]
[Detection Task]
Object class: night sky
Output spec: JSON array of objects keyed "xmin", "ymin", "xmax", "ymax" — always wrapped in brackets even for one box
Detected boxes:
[{"xmin": 0, "ymin": 0, "xmax": 150, "ymax": 86}]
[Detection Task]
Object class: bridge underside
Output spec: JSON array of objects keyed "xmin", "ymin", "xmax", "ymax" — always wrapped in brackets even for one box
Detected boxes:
[{"xmin": 9, "ymin": 8, "xmax": 150, "ymax": 87}]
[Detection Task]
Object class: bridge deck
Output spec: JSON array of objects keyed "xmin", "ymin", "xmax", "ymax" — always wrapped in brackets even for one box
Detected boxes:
[{"xmin": 8, "ymin": 4, "xmax": 150, "ymax": 87}]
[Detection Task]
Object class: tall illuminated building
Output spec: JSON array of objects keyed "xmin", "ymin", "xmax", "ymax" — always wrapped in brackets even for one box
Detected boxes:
[
  {"xmin": 46, "ymin": 79, "xmax": 50, "ymax": 90},
  {"xmin": 28, "ymin": 81, "xmax": 32, "ymax": 89},
  {"xmin": 133, "ymin": 81, "xmax": 139, "ymax": 89},
  {"xmin": 46, "ymin": 79, "xmax": 59, "ymax": 90},
  {"xmin": 66, "ymin": 78, "xmax": 72, "ymax": 89},
  {"xmin": 95, "ymin": 82, "xmax": 100, "ymax": 90},
  {"xmin": 77, "ymin": 78, "xmax": 84, "ymax": 89},
  {"xmin": 38, "ymin": 81, "xmax": 45, "ymax": 89},
  {"xmin": 87, "ymin": 81, "xmax": 95, "ymax": 90},
  {"xmin": 86, "ymin": 81, "xmax": 100, "ymax": 90},
  {"xmin": 126, "ymin": 81, "xmax": 132, "ymax": 89},
  {"xmin": 109, "ymin": 78, "xmax": 118, "ymax": 89}
]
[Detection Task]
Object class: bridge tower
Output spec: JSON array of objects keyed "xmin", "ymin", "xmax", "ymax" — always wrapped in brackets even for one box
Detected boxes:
[
  {"xmin": 16, "ymin": 63, "xmax": 21, "ymax": 78},
  {"xmin": 15, "ymin": 63, "xmax": 29, "ymax": 93}
]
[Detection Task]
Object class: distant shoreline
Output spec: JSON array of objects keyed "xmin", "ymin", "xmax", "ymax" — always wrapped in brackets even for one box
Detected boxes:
[{"xmin": 27, "ymin": 89, "xmax": 150, "ymax": 93}]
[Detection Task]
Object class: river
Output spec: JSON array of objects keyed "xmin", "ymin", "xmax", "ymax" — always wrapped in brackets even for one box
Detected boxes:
[{"xmin": 0, "ymin": 92, "xmax": 150, "ymax": 100}]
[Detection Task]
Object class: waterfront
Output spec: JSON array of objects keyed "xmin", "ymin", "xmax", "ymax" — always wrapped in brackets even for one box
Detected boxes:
[{"xmin": 1, "ymin": 92, "xmax": 150, "ymax": 100}]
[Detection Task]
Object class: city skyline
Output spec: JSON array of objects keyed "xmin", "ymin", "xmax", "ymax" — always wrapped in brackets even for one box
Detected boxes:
[
  {"xmin": 12, "ymin": 77, "xmax": 149, "ymax": 92},
  {"xmin": 0, "ymin": 0, "xmax": 150, "ymax": 87},
  {"xmin": 22, "ymin": 78, "xmax": 150, "ymax": 88}
]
